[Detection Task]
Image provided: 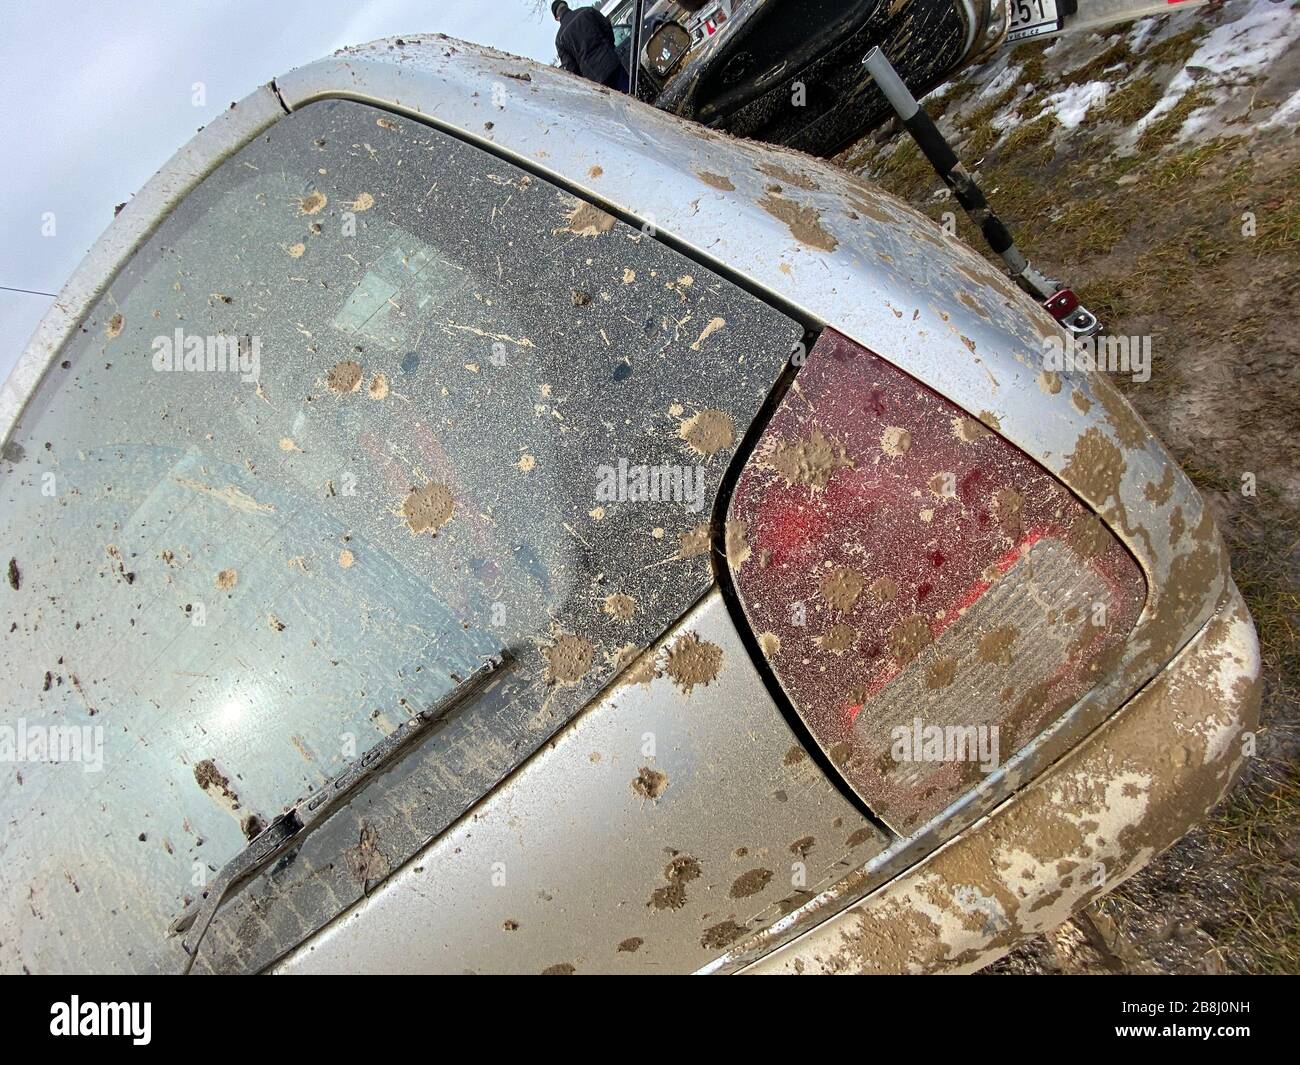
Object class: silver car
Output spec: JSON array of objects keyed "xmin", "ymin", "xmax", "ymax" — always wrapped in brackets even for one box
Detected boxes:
[{"xmin": 0, "ymin": 34, "xmax": 1258, "ymax": 975}]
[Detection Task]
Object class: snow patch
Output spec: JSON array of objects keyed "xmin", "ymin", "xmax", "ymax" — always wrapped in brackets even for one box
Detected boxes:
[
  {"xmin": 1263, "ymin": 86, "xmax": 1300, "ymax": 131},
  {"xmin": 1038, "ymin": 81, "xmax": 1111, "ymax": 131}
]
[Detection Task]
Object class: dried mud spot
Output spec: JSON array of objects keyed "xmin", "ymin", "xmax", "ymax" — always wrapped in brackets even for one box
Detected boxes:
[
  {"xmin": 193, "ymin": 759, "xmax": 238, "ymax": 807},
  {"xmin": 541, "ymin": 963, "xmax": 576, "ymax": 975},
  {"xmin": 7, "ymin": 557, "xmax": 20, "ymax": 591},
  {"xmin": 870, "ymin": 575, "xmax": 898, "ymax": 604},
  {"xmin": 402, "ymin": 482, "xmax": 454, "ymax": 535},
  {"xmin": 758, "ymin": 162, "xmax": 819, "ymax": 190},
  {"xmin": 758, "ymin": 631, "xmax": 781, "ymax": 657},
  {"xmin": 993, "ymin": 487, "xmax": 1024, "ymax": 539},
  {"xmin": 664, "ymin": 632, "xmax": 723, "ymax": 694},
  {"xmin": 976, "ymin": 625, "xmax": 1018, "ymax": 666},
  {"xmin": 677, "ymin": 522, "xmax": 712, "ymax": 559},
  {"xmin": 105, "ymin": 313, "xmax": 124, "ymax": 339},
  {"xmin": 769, "ymin": 427, "xmax": 849, "ymax": 489},
  {"xmin": 1062, "ymin": 427, "xmax": 1125, "ymax": 506},
  {"xmin": 338, "ymin": 548, "xmax": 355, "ymax": 569},
  {"xmin": 819, "ymin": 566, "xmax": 864, "ymax": 611},
  {"xmin": 679, "ymin": 408, "xmax": 734, "ymax": 457},
  {"xmin": 326, "ymin": 360, "xmax": 363, "ymax": 394},
  {"xmin": 789, "ymin": 836, "xmax": 815, "ymax": 858},
  {"xmin": 729, "ymin": 868, "xmax": 773, "ymax": 899},
  {"xmin": 214, "ymin": 568, "xmax": 237, "ymax": 591},
  {"xmin": 546, "ymin": 633, "xmax": 595, "ymax": 686},
  {"xmin": 297, "ymin": 190, "xmax": 327, "ymax": 215},
  {"xmin": 564, "ymin": 201, "xmax": 616, "ymax": 237},
  {"xmin": 818, "ymin": 623, "xmax": 856, "ymax": 654},
  {"xmin": 368, "ymin": 372, "xmax": 389, "ymax": 399},
  {"xmin": 349, "ymin": 192, "xmax": 375, "ymax": 212},
  {"xmin": 725, "ymin": 518, "xmax": 751, "ymax": 569},
  {"xmin": 603, "ymin": 592, "xmax": 637, "ymax": 622},
  {"xmin": 617, "ymin": 937, "xmax": 643, "ymax": 953},
  {"xmin": 783, "ymin": 745, "xmax": 806, "ymax": 767},
  {"xmin": 632, "ymin": 766, "xmax": 669, "ymax": 801},
  {"xmin": 650, "ymin": 882, "xmax": 686, "ymax": 910},
  {"xmin": 665, "ymin": 855, "xmax": 701, "ymax": 884},
  {"xmin": 696, "ymin": 170, "xmax": 735, "ymax": 191},
  {"xmin": 700, "ymin": 919, "xmax": 747, "ymax": 951},
  {"xmin": 952, "ymin": 416, "xmax": 990, "ymax": 444},
  {"xmin": 758, "ymin": 191, "xmax": 837, "ymax": 251},
  {"xmin": 923, "ymin": 656, "xmax": 957, "ymax": 690},
  {"xmin": 880, "ymin": 426, "xmax": 912, "ymax": 457},
  {"xmin": 346, "ymin": 826, "xmax": 390, "ymax": 892},
  {"xmin": 890, "ymin": 614, "xmax": 932, "ymax": 664},
  {"xmin": 1038, "ymin": 370, "xmax": 1062, "ymax": 395}
]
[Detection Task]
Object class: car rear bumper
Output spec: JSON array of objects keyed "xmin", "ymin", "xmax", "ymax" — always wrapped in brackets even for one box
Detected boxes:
[{"xmin": 742, "ymin": 580, "xmax": 1261, "ymax": 974}]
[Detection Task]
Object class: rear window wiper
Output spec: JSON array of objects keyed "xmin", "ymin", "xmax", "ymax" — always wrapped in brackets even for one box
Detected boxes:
[{"xmin": 169, "ymin": 651, "xmax": 512, "ymax": 974}]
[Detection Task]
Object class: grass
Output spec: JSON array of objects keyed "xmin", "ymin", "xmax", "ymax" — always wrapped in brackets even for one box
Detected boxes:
[
  {"xmin": 1099, "ymin": 75, "xmax": 1162, "ymax": 125},
  {"xmin": 1137, "ymin": 89, "xmax": 1213, "ymax": 153}
]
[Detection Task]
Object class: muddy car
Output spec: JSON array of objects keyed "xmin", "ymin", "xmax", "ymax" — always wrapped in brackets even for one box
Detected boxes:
[
  {"xmin": 0, "ymin": 35, "xmax": 1259, "ymax": 975},
  {"xmin": 613, "ymin": 0, "xmax": 1013, "ymax": 157}
]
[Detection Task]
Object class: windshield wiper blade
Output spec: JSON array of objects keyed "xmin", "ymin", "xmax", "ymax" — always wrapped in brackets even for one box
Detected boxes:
[{"xmin": 169, "ymin": 651, "xmax": 512, "ymax": 974}]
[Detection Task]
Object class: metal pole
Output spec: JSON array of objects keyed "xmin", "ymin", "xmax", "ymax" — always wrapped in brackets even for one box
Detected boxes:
[
  {"xmin": 861, "ymin": 47, "xmax": 1099, "ymax": 338},
  {"xmin": 628, "ymin": 0, "xmax": 646, "ymax": 98}
]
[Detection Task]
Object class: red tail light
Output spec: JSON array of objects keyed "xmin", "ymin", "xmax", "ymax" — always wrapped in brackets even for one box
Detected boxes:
[{"xmin": 725, "ymin": 330, "xmax": 1145, "ymax": 833}]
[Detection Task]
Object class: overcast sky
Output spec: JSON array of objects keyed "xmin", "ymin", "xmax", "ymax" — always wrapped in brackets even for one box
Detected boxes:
[{"xmin": 0, "ymin": 0, "xmax": 563, "ymax": 385}]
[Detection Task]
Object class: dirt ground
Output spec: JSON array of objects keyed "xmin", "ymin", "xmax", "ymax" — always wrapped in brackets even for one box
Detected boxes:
[{"xmin": 838, "ymin": 0, "xmax": 1299, "ymax": 973}]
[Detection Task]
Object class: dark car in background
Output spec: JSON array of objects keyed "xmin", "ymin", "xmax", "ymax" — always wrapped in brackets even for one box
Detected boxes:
[{"xmin": 607, "ymin": 0, "xmax": 1011, "ymax": 157}]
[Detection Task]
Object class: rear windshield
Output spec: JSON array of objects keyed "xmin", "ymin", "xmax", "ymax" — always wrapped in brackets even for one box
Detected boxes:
[{"xmin": 0, "ymin": 99, "xmax": 800, "ymax": 972}]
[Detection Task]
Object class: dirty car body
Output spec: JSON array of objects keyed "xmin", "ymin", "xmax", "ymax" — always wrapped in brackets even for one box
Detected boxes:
[
  {"xmin": 621, "ymin": 0, "xmax": 1009, "ymax": 157},
  {"xmin": 0, "ymin": 34, "xmax": 1258, "ymax": 975}
]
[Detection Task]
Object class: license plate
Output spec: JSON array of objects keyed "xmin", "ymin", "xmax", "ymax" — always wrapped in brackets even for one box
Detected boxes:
[{"xmin": 1006, "ymin": 0, "xmax": 1061, "ymax": 43}]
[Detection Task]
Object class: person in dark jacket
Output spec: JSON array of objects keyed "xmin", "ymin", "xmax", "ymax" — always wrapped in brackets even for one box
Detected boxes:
[{"xmin": 552, "ymin": 2, "xmax": 629, "ymax": 93}]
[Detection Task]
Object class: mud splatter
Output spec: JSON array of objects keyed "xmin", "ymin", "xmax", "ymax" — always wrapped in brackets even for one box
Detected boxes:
[
  {"xmin": 679, "ymin": 407, "xmax": 734, "ymax": 455},
  {"xmin": 700, "ymin": 919, "xmax": 747, "ymax": 950},
  {"xmin": 327, "ymin": 360, "xmax": 363, "ymax": 394},
  {"xmin": 977, "ymin": 625, "xmax": 1018, "ymax": 666},
  {"xmin": 664, "ymin": 633, "xmax": 723, "ymax": 694},
  {"xmin": 818, "ymin": 623, "xmax": 856, "ymax": 654},
  {"xmin": 604, "ymin": 592, "xmax": 637, "ymax": 622},
  {"xmin": 541, "ymin": 963, "xmax": 575, "ymax": 975},
  {"xmin": 349, "ymin": 192, "xmax": 375, "ymax": 212},
  {"xmin": 105, "ymin": 314, "xmax": 124, "ymax": 339},
  {"xmin": 338, "ymin": 549, "xmax": 355, "ymax": 569},
  {"xmin": 924, "ymin": 656, "xmax": 957, "ymax": 690},
  {"xmin": 725, "ymin": 519, "xmax": 751, "ymax": 569},
  {"xmin": 368, "ymin": 373, "xmax": 389, "ymax": 400},
  {"xmin": 546, "ymin": 633, "xmax": 595, "ymax": 686},
  {"xmin": 617, "ymin": 937, "xmax": 643, "ymax": 953},
  {"xmin": 880, "ymin": 426, "xmax": 911, "ymax": 457},
  {"xmin": 298, "ymin": 191, "xmax": 327, "ymax": 215},
  {"xmin": 287, "ymin": 242, "xmax": 306, "ymax": 259},
  {"xmin": 696, "ymin": 170, "xmax": 735, "ymax": 191},
  {"xmin": 1038, "ymin": 370, "xmax": 1062, "ymax": 395},
  {"xmin": 758, "ymin": 631, "xmax": 781, "ymax": 657},
  {"xmin": 632, "ymin": 766, "xmax": 669, "ymax": 801},
  {"xmin": 819, "ymin": 566, "xmax": 864, "ymax": 611},
  {"xmin": 214, "ymin": 568, "xmax": 237, "ymax": 591},
  {"xmin": 870, "ymin": 575, "xmax": 899, "ymax": 604},
  {"xmin": 347, "ymin": 824, "xmax": 390, "ymax": 891},
  {"xmin": 758, "ymin": 162, "xmax": 819, "ymax": 190},
  {"xmin": 564, "ymin": 201, "xmax": 616, "ymax": 237},
  {"xmin": 770, "ymin": 427, "xmax": 849, "ymax": 489},
  {"xmin": 7, "ymin": 558, "xmax": 19, "ymax": 591},
  {"xmin": 759, "ymin": 192, "xmax": 837, "ymax": 251},
  {"xmin": 789, "ymin": 836, "xmax": 815, "ymax": 857},
  {"xmin": 689, "ymin": 317, "xmax": 727, "ymax": 352},
  {"xmin": 677, "ymin": 523, "xmax": 712, "ymax": 559},
  {"xmin": 402, "ymin": 482, "xmax": 454, "ymax": 535},
  {"xmin": 730, "ymin": 868, "xmax": 773, "ymax": 898},
  {"xmin": 952, "ymin": 416, "xmax": 990, "ymax": 443},
  {"xmin": 890, "ymin": 615, "xmax": 932, "ymax": 664}
]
